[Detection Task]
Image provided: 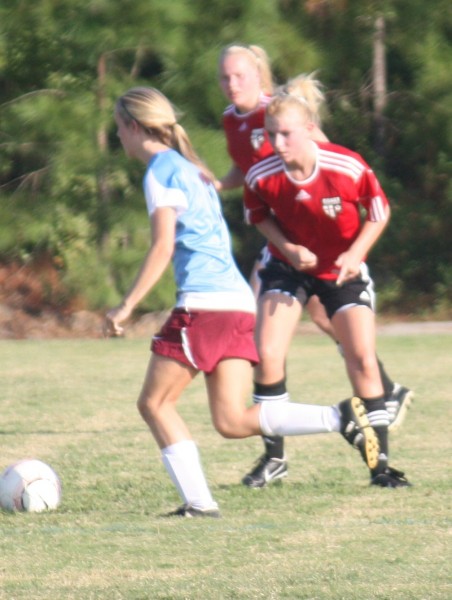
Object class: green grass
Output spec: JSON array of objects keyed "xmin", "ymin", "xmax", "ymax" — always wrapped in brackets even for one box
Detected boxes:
[{"xmin": 0, "ymin": 332, "xmax": 451, "ymax": 599}]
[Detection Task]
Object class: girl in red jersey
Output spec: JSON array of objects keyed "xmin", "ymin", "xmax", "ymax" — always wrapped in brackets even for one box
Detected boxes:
[
  {"xmin": 244, "ymin": 79, "xmax": 412, "ymax": 487},
  {"xmin": 217, "ymin": 46, "xmax": 413, "ymax": 488},
  {"xmin": 216, "ymin": 44, "xmax": 275, "ymax": 192}
]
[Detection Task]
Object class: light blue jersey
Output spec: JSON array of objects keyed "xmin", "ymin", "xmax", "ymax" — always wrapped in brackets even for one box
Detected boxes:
[{"xmin": 143, "ymin": 149, "xmax": 255, "ymax": 313}]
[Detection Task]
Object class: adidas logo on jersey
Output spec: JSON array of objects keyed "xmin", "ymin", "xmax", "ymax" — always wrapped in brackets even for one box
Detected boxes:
[
  {"xmin": 238, "ymin": 122, "xmax": 248, "ymax": 132},
  {"xmin": 322, "ymin": 196, "xmax": 342, "ymax": 218},
  {"xmin": 295, "ymin": 189, "xmax": 311, "ymax": 201}
]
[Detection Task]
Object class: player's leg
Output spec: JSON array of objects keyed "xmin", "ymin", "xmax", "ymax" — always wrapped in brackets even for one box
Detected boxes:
[
  {"xmin": 308, "ymin": 294, "xmax": 413, "ymax": 431},
  {"xmin": 332, "ymin": 306, "xmax": 410, "ymax": 487},
  {"xmin": 137, "ymin": 354, "xmax": 220, "ymax": 517},
  {"xmin": 206, "ymin": 358, "xmax": 259, "ymax": 437},
  {"xmin": 240, "ymin": 291, "xmax": 302, "ymax": 487},
  {"xmin": 306, "ymin": 294, "xmax": 336, "ymax": 338},
  {"xmin": 359, "ymin": 264, "xmax": 414, "ymax": 431},
  {"xmin": 206, "ymin": 358, "xmax": 379, "ymax": 478}
]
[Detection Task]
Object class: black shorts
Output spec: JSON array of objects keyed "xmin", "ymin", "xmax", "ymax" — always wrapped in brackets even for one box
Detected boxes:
[{"xmin": 258, "ymin": 257, "xmax": 375, "ymax": 319}]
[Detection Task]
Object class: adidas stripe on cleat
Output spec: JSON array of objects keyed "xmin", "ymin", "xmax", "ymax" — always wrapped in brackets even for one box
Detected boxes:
[
  {"xmin": 338, "ymin": 397, "xmax": 380, "ymax": 470},
  {"xmin": 386, "ymin": 384, "xmax": 414, "ymax": 432}
]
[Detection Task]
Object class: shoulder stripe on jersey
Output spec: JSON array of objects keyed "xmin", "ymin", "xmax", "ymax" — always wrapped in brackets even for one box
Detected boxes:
[
  {"xmin": 223, "ymin": 104, "xmax": 235, "ymax": 117},
  {"xmin": 319, "ymin": 149, "xmax": 365, "ymax": 181},
  {"xmin": 245, "ymin": 155, "xmax": 283, "ymax": 188},
  {"xmin": 369, "ymin": 196, "xmax": 387, "ymax": 221}
]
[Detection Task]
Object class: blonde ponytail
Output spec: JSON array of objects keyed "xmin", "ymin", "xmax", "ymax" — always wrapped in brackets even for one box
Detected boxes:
[
  {"xmin": 117, "ymin": 87, "xmax": 214, "ymax": 182},
  {"xmin": 280, "ymin": 72, "xmax": 326, "ymax": 126}
]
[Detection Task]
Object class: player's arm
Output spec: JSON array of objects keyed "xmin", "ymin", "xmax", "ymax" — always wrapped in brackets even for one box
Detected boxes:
[
  {"xmin": 215, "ymin": 164, "xmax": 245, "ymax": 192},
  {"xmin": 335, "ymin": 204, "xmax": 390, "ymax": 286},
  {"xmin": 256, "ymin": 216, "xmax": 318, "ymax": 271},
  {"xmin": 104, "ymin": 207, "xmax": 176, "ymax": 336}
]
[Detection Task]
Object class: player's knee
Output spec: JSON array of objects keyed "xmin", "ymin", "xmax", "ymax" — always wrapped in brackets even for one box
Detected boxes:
[
  {"xmin": 258, "ymin": 341, "xmax": 282, "ymax": 365},
  {"xmin": 137, "ymin": 393, "xmax": 158, "ymax": 422},
  {"xmin": 348, "ymin": 353, "xmax": 378, "ymax": 376},
  {"xmin": 212, "ymin": 414, "xmax": 242, "ymax": 439}
]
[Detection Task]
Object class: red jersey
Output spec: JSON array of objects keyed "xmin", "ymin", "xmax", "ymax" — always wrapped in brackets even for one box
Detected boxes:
[
  {"xmin": 222, "ymin": 94, "xmax": 275, "ymax": 175},
  {"xmin": 244, "ymin": 141, "xmax": 389, "ymax": 280}
]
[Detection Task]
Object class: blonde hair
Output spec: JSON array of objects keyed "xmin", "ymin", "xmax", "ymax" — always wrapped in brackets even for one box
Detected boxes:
[
  {"xmin": 219, "ymin": 44, "xmax": 275, "ymax": 94},
  {"xmin": 268, "ymin": 73, "xmax": 326, "ymax": 126},
  {"xmin": 116, "ymin": 87, "xmax": 214, "ymax": 181}
]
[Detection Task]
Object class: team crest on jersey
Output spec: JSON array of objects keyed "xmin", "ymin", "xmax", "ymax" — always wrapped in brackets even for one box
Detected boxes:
[
  {"xmin": 322, "ymin": 197, "xmax": 342, "ymax": 218},
  {"xmin": 250, "ymin": 128, "xmax": 266, "ymax": 150}
]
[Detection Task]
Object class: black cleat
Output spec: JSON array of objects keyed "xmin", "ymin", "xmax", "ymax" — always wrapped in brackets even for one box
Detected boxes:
[
  {"xmin": 371, "ymin": 466, "xmax": 412, "ymax": 488},
  {"xmin": 386, "ymin": 384, "xmax": 414, "ymax": 432},
  {"xmin": 338, "ymin": 397, "xmax": 380, "ymax": 470},
  {"xmin": 163, "ymin": 503, "xmax": 221, "ymax": 518},
  {"xmin": 242, "ymin": 455, "xmax": 288, "ymax": 488}
]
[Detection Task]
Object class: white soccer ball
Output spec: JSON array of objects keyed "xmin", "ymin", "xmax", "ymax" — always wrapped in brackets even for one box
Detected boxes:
[{"xmin": 0, "ymin": 459, "xmax": 62, "ymax": 513}]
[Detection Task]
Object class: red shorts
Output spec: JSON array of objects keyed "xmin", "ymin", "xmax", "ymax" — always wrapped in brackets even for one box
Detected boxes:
[{"xmin": 151, "ymin": 309, "xmax": 259, "ymax": 374}]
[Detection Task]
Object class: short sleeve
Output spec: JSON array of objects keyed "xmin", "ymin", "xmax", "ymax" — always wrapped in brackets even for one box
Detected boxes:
[
  {"xmin": 243, "ymin": 182, "xmax": 271, "ymax": 225},
  {"xmin": 357, "ymin": 168, "xmax": 389, "ymax": 222},
  {"xmin": 144, "ymin": 169, "xmax": 188, "ymax": 216}
]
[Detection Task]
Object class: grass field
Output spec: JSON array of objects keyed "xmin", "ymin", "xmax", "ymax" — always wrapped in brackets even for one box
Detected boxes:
[{"xmin": 0, "ymin": 331, "xmax": 450, "ymax": 599}]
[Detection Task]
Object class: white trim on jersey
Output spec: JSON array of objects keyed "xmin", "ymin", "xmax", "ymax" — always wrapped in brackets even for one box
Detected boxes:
[
  {"xmin": 176, "ymin": 291, "xmax": 256, "ymax": 313},
  {"xmin": 144, "ymin": 169, "xmax": 188, "ymax": 216},
  {"xmin": 245, "ymin": 155, "xmax": 284, "ymax": 189},
  {"xmin": 369, "ymin": 195, "xmax": 387, "ymax": 222},
  {"xmin": 318, "ymin": 149, "xmax": 365, "ymax": 182}
]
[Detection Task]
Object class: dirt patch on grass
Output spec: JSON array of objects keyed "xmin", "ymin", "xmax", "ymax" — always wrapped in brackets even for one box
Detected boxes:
[{"xmin": 1, "ymin": 259, "xmax": 451, "ymax": 339}]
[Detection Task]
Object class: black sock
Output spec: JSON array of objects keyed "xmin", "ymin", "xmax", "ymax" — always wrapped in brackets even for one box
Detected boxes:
[
  {"xmin": 362, "ymin": 396, "xmax": 389, "ymax": 475},
  {"xmin": 253, "ymin": 380, "xmax": 288, "ymax": 460}
]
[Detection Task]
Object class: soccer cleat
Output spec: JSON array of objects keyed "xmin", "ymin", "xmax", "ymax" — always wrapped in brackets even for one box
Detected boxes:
[
  {"xmin": 386, "ymin": 384, "xmax": 414, "ymax": 432},
  {"xmin": 163, "ymin": 503, "xmax": 221, "ymax": 518},
  {"xmin": 338, "ymin": 397, "xmax": 380, "ymax": 470},
  {"xmin": 242, "ymin": 455, "xmax": 288, "ymax": 488},
  {"xmin": 370, "ymin": 466, "xmax": 412, "ymax": 488}
]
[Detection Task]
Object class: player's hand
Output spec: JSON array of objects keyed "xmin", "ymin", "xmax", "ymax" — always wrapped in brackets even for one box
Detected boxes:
[
  {"xmin": 104, "ymin": 304, "xmax": 131, "ymax": 337},
  {"xmin": 285, "ymin": 244, "xmax": 318, "ymax": 271},
  {"xmin": 335, "ymin": 253, "xmax": 360, "ymax": 286}
]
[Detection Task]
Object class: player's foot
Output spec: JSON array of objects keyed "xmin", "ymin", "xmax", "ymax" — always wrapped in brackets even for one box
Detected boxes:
[
  {"xmin": 242, "ymin": 455, "xmax": 288, "ymax": 488},
  {"xmin": 338, "ymin": 397, "xmax": 380, "ymax": 470},
  {"xmin": 370, "ymin": 466, "xmax": 412, "ymax": 488},
  {"xmin": 386, "ymin": 384, "xmax": 414, "ymax": 432},
  {"xmin": 163, "ymin": 503, "xmax": 221, "ymax": 518}
]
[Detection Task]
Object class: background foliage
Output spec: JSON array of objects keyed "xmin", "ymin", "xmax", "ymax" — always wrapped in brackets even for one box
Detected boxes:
[{"xmin": 1, "ymin": 0, "xmax": 451, "ymax": 315}]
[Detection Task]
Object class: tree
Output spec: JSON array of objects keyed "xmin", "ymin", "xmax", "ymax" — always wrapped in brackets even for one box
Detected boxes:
[{"xmin": 0, "ymin": 0, "xmax": 451, "ymax": 314}]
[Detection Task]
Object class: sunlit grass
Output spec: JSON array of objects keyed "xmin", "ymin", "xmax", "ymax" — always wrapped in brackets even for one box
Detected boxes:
[{"xmin": 0, "ymin": 333, "xmax": 450, "ymax": 599}]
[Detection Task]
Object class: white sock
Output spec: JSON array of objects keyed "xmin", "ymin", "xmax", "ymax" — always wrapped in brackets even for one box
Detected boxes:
[
  {"xmin": 259, "ymin": 402, "xmax": 340, "ymax": 436},
  {"xmin": 161, "ymin": 440, "xmax": 218, "ymax": 510}
]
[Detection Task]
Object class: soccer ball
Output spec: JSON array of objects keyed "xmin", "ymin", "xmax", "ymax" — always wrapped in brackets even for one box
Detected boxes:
[{"xmin": 0, "ymin": 459, "xmax": 62, "ymax": 513}]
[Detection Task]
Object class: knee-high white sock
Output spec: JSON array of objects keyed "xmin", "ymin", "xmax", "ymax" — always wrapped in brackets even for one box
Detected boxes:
[
  {"xmin": 259, "ymin": 402, "xmax": 340, "ymax": 437},
  {"xmin": 161, "ymin": 440, "xmax": 218, "ymax": 510}
]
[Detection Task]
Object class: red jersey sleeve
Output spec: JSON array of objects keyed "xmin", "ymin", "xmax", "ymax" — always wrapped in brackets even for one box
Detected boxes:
[
  {"xmin": 243, "ymin": 181, "xmax": 271, "ymax": 225},
  {"xmin": 356, "ymin": 163, "xmax": 389, "ymax": 222}
]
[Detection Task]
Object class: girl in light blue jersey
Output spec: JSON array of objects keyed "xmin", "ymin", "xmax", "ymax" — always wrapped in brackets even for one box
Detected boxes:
[{"xmin": 105, "ymin": 87, "xmax": 383, "ymax": 518}]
